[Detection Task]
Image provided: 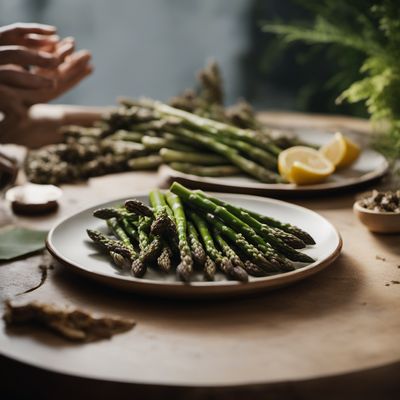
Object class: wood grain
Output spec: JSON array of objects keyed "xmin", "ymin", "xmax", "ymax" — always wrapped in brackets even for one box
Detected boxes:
[{"xmin": 1, "ymin": 111, "xmax": 399, "ymax": 399}]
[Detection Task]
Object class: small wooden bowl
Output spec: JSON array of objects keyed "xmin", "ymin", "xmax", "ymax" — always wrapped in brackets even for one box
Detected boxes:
[
  {"xmin": 353, "ymin": 200, "xmax": 400, "ymax": 233},
  {"xmin": 5, "ymin": 184, "xmax": 62, "ymax": 215}
]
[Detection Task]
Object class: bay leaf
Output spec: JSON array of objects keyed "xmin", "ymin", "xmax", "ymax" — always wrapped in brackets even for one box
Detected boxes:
[{"xmin": 0, "ymin": 227, "xmax": 48, "ymax": 261}]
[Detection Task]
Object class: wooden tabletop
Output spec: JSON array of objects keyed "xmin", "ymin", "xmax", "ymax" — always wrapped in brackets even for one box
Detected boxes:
[{"xmin": 1, "ymin": 112, "xmax": 399, "ymax": 400}]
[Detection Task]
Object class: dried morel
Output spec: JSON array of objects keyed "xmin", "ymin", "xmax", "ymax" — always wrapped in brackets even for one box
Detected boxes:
[{"xmin": 3, "ymin": 301, "xmax": 135, "ymax": 342}]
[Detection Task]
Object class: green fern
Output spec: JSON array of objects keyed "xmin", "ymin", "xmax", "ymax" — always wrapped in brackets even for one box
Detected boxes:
[{"xmin": 263, "ymin": 0, "xmax": 400, "ymax": 161}]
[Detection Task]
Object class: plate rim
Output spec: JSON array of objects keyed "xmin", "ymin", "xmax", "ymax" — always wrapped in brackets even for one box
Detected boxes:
[
  {"xmin": 46, "ymin": 192, "xmax": 343, "ymax": 294},
  {"xmin": 160, "ymin": 158, "xmax": 388, "ymax": 193},
  {"xmin": 159, "ymin": 128, "xmax": 389, "ymax": 194}
]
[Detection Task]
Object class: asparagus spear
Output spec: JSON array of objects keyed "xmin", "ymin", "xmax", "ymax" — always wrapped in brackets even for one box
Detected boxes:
[
  {"xmin": 124, "ymin": 199, "xmax": 154, "ymax": 218},
  {"xmin": 148, "ymin": 190, "xmax": 180, "ymax": 259},
  {"xmin": 157, "ymin": 245, "xmax": 173, "ymax": 273},
  {"xmin": 127, "ymin": 155, "xmax": 162, "ymax": 170},
  {"xmin": 244, "ymin": 210, "xmax": 315, "ymax": 245},
  {"xmin": 242, "ymin": 260, "xmax": 267, "ymax": 277},
  {"xmin": 160, "ymin": 148, "xmax": 228, "ymax": 166},
  {"xmin": 203, "ymin": 256, "xmax": 217, "ymax": 281},
  {"xmin": 86, "ymin": 229, "xmax": 132, "ymax": 269},
  {"xmin": 204, "ymin": 213, "xmax": 279, "ymax": 273},
  {"xmin": 136, "ymin": 216, "xmax": 152, "ymax": 251},
  {"xmin": 123, "ymin": 98, "xmax": 281, "ymax": 155},
  {"xmin": 268, "ymin": 227, "xmax": 306, "ymax": 249},
  {"xmin": 165, "ymin": 191, "xmax": 193, "ymax": 282},
  {"xmin": 188, "ymin": 211, "xmax": 246, "ymax": 282},
  {"xmin": 170, "ymin": 183, "xmax": 294, "ymax": 270},
  {"xmin": 195, "ymin": 191, "xmax": 313, "ymax": 262},
  {"xmin": 141, "ymin": 136, "xmax": 196, "ymax": 152},
  {"xmin": 168, "ymin": 162, "xmax": 240, "ymax": 177},
  {"xmin": 214, "ymin": 136, "xmax": 277, "ymax": 170},
  {"xmin": 106, "ymin": 218, "xmax": 137, "ymax": 255},
  {"xmin": 108, "ymin": 130, "xmax": 144, "ymax": 142},
  {"xmin": 212, "ymin": 228, "xmax": 248, "ymax": 282},
  {"xmin": 162, "ymin": 132, "xmax": 207, "ymax": 149},
  {"xmin": 148, "ymin": 189, "xmax": 177, "ymax": 238},
  {"xmin": 167, "ymin": 127, "xmax": 283, "ymax": 183},
  {"xmin": 131, "ymin": 236, "xmax": 163, "ymax": 277},
  {"xmin": 130, "ymin": 215, "xmax": 157, "ymax": 277},
  {"xmin": 148, "ymin": 189, "xmax": 174, "ymax": 218},
  {"xmin": 187, "ymin": 220, "xmax": 207, "ymax": 268},
  {"xmin": 93, "ymin": 207, "xmax": 136, "ymax": 221},
  {"xmin": 120, "ymin": 218, "xmax": 139, "ymax": 244}
]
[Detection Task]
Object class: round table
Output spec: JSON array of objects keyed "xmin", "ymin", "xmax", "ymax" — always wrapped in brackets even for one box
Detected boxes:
[{"xmin": 1, "ymin": 112, "xmax": 399, "ymax": 400}]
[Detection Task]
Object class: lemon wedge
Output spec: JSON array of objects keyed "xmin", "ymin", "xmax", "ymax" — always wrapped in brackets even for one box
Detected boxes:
[
  {"xmin": 278, "ymin": 146, "xmax": 334, "ymax": 185},
  {"xmin": 320, "ymin": 132, "xmax": 360, "ymax": 168}
]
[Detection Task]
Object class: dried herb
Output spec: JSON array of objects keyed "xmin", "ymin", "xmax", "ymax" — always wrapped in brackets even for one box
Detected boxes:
[
  {"xmin": 3, "ymin": 301, "xmax": 135, "ymax": 342},
  {"xmin": 360, "ymin": 190, "xmax": 400, "ymax": 213}
]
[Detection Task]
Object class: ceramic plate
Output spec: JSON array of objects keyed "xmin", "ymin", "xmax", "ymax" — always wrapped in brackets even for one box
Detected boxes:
[
  {"xmin": 47, "ymin": 193, "xmax": 342, "ymax": 298},
  {"xmin": 159, "ymin": 129, "xmax": 388, "ymax": 196}
]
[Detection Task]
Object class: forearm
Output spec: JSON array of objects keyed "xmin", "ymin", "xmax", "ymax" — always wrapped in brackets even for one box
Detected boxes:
[{"xmin": 0, "ymin": 104, "xmax": 109, "ymax": 148}]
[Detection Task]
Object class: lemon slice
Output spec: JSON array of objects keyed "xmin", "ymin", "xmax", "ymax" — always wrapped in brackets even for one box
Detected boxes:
[
  {"xmin": 320, "ymin": 132, "xmax": 360, "ymax": 168},
  {"xmin": 278, "ymin": 146, "xmax": 334, "ymax": 185}
]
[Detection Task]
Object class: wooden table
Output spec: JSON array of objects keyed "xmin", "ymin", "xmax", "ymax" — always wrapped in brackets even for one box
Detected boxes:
[{"xmin": 1, "ymin": 113, "xmax": 399, "ymax": 400}]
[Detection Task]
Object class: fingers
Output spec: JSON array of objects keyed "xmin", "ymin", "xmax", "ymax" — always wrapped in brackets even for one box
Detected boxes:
[
  {"xmin": 21, "ymin": 33, "xmax": 60, "ymax": 49},
  {"xmin": 59, "ymin": 50, "xmax": 91, "ymax": 77},
  {"xmin": 0, "ymin": 45, "xmax": 60, "ymax": 68},
  {"xmin": 29, "ymin": 40, "xmax": 80, "ymax": 80},
  {"xmin": 55, "ymin": 37, "xmax": 75, "ymax": 63},
  {"xmin": 0, "ymin": 68, "xmax": 55, "ymax": 89},
  {"xmin": 12, "ymin": 50, "xmax": 93, "ymax": 105},
  {"xmin": 9, "ymin": 22, "xmax": 56, "ymax": 35},
  {"xmin": 60, "ymin": 63, "xmax": 93, "ymax": 95},
  {"xmin": 47, "ymin": 50, "xmax": 93, "ymax": 99}
]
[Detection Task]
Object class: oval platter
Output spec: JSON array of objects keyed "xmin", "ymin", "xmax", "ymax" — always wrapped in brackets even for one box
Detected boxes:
[{"xmin": 159, "ymin": 129, "xmax": 388, "ymax": 196}]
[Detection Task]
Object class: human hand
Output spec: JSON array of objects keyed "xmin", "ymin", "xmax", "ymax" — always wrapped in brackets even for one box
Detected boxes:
[
  {"xmin": 0, "ymin": 30, "xmax": 76, "ymax": 91},
  {"xmin": 9, "ymin": 47, "xmax": 93, "ymax": 107},
  {"xmin": 0, "ymin": 22, "xmax": 58, "ymax": 48},
  {"xmin": 0, "ymin": 23, "xmax": 93, "ymax": 144}
]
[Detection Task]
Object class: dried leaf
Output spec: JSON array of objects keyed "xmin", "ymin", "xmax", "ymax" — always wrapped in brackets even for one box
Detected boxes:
[
  {"xmin": 0, "ymin": 227, "xmax": 48, "ymax": 261},
  {"xmin": 4, "ymin": 301, "xmax": 135, "ymax": 342}
]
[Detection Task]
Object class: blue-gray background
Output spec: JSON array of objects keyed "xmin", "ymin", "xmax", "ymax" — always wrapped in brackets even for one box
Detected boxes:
[{"xmin": 0, "ymin": 0, "xmax": 360, "ymax": 116}]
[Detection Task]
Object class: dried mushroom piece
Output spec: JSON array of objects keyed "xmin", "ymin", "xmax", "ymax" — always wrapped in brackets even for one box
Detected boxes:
[
  {"xmin": 359, "ymin": 190, "xmax": 400, "ymax": 213},
  {"xmin": 3, "ymin": 301, "xmax": 135, "ymax": 342}
]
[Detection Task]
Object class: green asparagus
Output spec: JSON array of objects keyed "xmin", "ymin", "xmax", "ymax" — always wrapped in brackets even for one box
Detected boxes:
[
  {"xmin": 86, "ymin": 229, "xmax": 132, "ymax": 269},
  {"xmin": 212, "ymin": 227, "xmax": 249, "ymax": 282},
  {"xmin": 167, "ymin": 127, "xmax": 283, "ymax": 183},
  {"xmin": 165, "ymin": 191, "xmax": 193, "ymax": 282},
  {"xmin": 127, "ymin": 155, "xmax": 162, "ymax": 170},
  {"xmin": 195, "ymin": 191, "xmax": 313, "ymax": 262},
  {"xmin": 106, "ymin": 218, "xmax": 137, "ymax": 255},
  {"xmin": 141, "ymin": 135, "xmax": 196, "ymax": 152},
  {"xmin": 244, "ymin": 210, "xmax": 316, "ymax": 245},
  {"xmin": 204, "ymin": 213, "xmax": 279, "ymax": 273},
  {"xmin": 160, "ymin": 148, "xmax": 228, "ymax": 166},
  {"xmin": 168, "ymin": 162, "xmax": 240, "ymax": 177},
  {"xmin": 188, "ymin": 211, "xmax": 247, "ymax": 281},
  {"xmin": 157, "ymin": 245, "xmax": 173, "ymax": 273},
  {"xmin": 124, "ymin": 98, "xmax": 281, "ymax": 155},
  {"xmin": 187, "ymin": 221, "xmax": 207, "ymax": 268},
  {"xmin": 203, "ymin": 256, "xmax": 217, "ymax": 281},
  {"xmin": 214, "ymin": 136, "xmax": 277, "ymax": 170},
  {"xmin": 170, "ymin": 182, "xmax": 294, "ymax": 270}
]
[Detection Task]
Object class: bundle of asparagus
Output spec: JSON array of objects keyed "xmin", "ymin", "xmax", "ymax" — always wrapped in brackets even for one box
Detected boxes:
[
  {"xmin": 25, "ymin": 61, "xmax": 302, "ymax": 185},
  {"xmin": 87, "ymin": 182, "xmax": 316, "ymax": 283}
]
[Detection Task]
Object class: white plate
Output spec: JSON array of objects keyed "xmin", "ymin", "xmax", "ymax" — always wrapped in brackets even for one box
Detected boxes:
[
  {"xmin": 47, "ymin": 193, "xmax": 342, "ymax": 298},
  {"xmin": 160, "ymin": 129, "xmax": 388, "ymax": 196}
]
